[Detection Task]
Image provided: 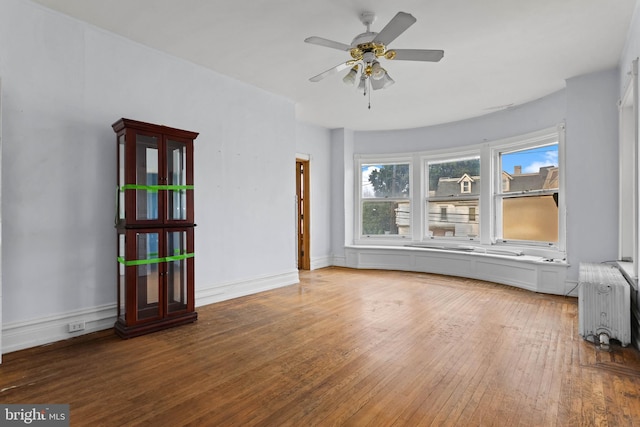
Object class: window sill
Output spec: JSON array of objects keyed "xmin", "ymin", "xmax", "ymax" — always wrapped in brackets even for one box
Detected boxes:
[{"xmin": 407, "ymin": 242, "xmax": 565, "ymax": 263}]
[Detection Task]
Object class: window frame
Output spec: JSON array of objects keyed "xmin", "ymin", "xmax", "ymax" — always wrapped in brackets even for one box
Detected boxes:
[
  {"xmin": 355, "ymin": 155, "xmax": 414, "ymax": 244},
  {"xmin": 491, "ymin": 127, "xmax": 565, "ymax": 252},
  {"xmin": 423, "ymin": 151, "xmax": 482, "ymax": 242},
  {"xmin": 461, "ymin": 179, "xmax": 471, "ymax": 194}
]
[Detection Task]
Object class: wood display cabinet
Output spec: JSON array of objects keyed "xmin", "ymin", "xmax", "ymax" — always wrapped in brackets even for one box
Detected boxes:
[{"xmin": 112, "ymin": 118, "xmax": 198, "ymax": 338}]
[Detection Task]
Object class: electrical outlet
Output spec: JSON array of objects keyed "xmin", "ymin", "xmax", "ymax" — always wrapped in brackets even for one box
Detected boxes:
[{"xmin": 68, "ymin": 321, "xmax": 85, "ymax": 333}]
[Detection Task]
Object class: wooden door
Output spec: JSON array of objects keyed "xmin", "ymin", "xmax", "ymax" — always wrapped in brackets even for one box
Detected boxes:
[{"xmin": 296, "ymin": 159, "xmax": 310, "ymax": 270}]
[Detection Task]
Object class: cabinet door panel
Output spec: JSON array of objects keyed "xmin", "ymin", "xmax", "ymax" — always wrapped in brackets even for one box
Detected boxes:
[
  {"xmin": 135, "ymin": 231, "xmax": 161, "ymax": 321},
  {"xmin": 118, "ymin": 233, "xmax": 126, "ymax": 322},
  {"xmin": 165, "ymin": 138, "xmax": 194, "ymax": 224},
  {"xmin": 135, "ymin": 134, "xmax": 161, "ymax": 222},
  {"xmin": 165, "ymin": 229, "xmax": 193, "ymax": 314}
]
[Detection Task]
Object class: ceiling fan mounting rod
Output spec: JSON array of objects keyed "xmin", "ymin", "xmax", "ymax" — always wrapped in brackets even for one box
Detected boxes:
[{"xmin": 359, "ymin": 11, "xmax": 376, "ymax": 32}]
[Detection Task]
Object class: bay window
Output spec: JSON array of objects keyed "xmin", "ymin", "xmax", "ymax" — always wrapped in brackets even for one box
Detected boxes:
[{"xmin": 354, "ymin": 126, "xmax": 565, "ymax": 257}]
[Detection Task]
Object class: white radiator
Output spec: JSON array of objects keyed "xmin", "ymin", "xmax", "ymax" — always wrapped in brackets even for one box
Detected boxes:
[{"xmin": 578, "ymin": 263, "xmax": 631, "ymax": 347}]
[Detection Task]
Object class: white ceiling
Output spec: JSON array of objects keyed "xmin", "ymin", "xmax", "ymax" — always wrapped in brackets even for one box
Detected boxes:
[{"xmin": 32, "ymin": 0, "xmax": 638, "ymax": 131}]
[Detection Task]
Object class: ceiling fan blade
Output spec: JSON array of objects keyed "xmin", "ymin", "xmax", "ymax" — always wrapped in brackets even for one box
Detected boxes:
[
  {"xmin": 309, "ymin": 62, "xmax": 351, "ymax": 82},
  {"xmin": 373, "ymin": 12, "xmax": 416, "ymax": 46},
  {"xmin": 390, "ymin": 49, "xmax": 444, "ymax": 62},
  {"xmin": 304, "ymin": 36, "xmax": 351, "ymax": 52}
]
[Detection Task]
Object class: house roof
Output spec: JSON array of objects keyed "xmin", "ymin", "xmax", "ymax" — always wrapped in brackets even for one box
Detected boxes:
[
  {"xmin": 434, "ymin": 167, "xmax": 558, "ymax": 196},
  {"xmin": 435, "ymin": 176, "xmax": 481, "ymax": 197}
]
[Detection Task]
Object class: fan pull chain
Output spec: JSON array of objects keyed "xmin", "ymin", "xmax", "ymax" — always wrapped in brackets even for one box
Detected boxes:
[{"xmin": 360, "ymin": 75, "xmax": 372, "ymax": 109}]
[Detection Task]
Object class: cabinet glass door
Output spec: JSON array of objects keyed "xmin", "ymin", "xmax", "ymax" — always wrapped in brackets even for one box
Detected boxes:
[
  {"xmin": 136, "ymin": 231, "xmax": 161, "ymax": 321},
  {"xmin": 118, "ymin": 135, "xmax": 126, "ymax": 222},
  {"xmin": 136, "ymin": 134, "xmax": 160, "ymax": 221},
  {"xmin": 166, "ymin": 230, "xmax": 189, "ymax": 314},
  {"xmin": 118, "ymin": 233, "xmax": 126, "ymax": 322},
  {"xmin": 166, "ymin": 140, "xmax": 189, "ymax": 222}
]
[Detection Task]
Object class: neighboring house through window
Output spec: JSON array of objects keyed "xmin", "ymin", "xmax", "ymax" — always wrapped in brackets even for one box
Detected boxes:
[
  {"xmin": 494, "ymin": 139, "xmax": 560, "ymax": 244},
  {"xmin": 426, "ymin": 155, "xmax": 481, "ymax": 239}
]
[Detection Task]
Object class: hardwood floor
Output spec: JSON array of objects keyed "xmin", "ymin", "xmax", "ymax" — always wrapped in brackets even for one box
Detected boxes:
[{"xmin": 2, "ymin": 267, "xmax": 640, "ymax": 426}]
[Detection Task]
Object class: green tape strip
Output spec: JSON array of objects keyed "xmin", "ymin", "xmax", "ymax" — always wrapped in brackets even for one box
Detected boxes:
[
  {"xmin": 120, "ymin": 184, "xmax": 194, "ymax": 192},
  {"xmin": 117, "ymin": 252, "xmax": 194, "ymax": 267},
  {"xmin": 165, "ymin": 253, "xmax": 195, "ymax": 262}
]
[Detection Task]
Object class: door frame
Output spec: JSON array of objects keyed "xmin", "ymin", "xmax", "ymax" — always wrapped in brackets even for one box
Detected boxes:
[{"xmin": 296, "ymin": 156, "xmax": 310, "ymax": 270}]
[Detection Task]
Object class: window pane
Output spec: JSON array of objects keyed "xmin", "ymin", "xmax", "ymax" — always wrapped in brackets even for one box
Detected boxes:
[
  {"xmin": 362, "ymin": 201, "xmax": 410, "ymax": 235},
  {"xmin": 362, "ymin": 164, "xmax": 410, "ymax": 198},
  {"xmin": 428, "ymin": 200, "xmax": 479, "ymax": 238},
  {"xmin": 428, "ymin": 157, "xmax": 480, "ymax": 196},
  {"xmin": 501, "ymin": 144, "xmax": 558, "ymax": 192},
  {"xmin": 503, "ymin": 195, "xmax": 558, "ymax": 242}
]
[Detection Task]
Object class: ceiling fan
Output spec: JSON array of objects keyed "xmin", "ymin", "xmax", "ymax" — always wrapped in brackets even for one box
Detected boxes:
[{"xmin": 305, "ymin": 11, "xmax": 444, "ymax": 96}]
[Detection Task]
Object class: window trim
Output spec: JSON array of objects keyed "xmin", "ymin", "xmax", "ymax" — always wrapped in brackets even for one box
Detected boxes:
[
  {"xmin": 424, "ymin": 150, "xmax": 482, "ymax": 242},
  {"xmin": 355, "ymin": 155, "xmax": 414, "ymax": 244},
  {"xmin": 491, "ymin": 126, "xmax": 565, "ymax": 252}
]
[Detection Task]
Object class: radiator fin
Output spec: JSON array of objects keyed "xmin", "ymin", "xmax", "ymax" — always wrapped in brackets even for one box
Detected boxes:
[{"xmin": 578, "ymin": 263, "xmax": 631, "ymax": 347}]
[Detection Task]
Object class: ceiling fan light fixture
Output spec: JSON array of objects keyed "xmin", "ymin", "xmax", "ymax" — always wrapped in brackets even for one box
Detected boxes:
[
  {"xmin": 358, "ymin": 74, "xmax": 367, "ymax": 92},
  {"xmin": 370, "ymin": 60, "xmax": 386, "ymax": 80},
  {"xmin": 342, "ymin": 65, "xmax": 359, "ymax": 86},
  {"xmin": 382, "ymin": 72, "xmax": 395, "ymax": 89}
]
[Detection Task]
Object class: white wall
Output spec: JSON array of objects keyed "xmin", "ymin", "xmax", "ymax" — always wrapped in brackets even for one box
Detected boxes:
[
  {"xmin": 295, "ymin": 122, "xmax": 332, "ymax": 269},
  {"xmin": 565, "ymin": 69, "xmax": 620, "ymax": 279},
  {"xmin": 330, "ymin": 129, "xmax": 354, "ymax": 266},
  {"xmin": 354, "ymin": 90, "xmax": 566, "ymax": 154},
  {"xmin": 0, "ymin": 0, "xmax": 298, "ymax": 352}
]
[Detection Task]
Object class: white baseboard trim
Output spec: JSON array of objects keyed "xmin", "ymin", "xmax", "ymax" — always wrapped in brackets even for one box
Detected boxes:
[
  {"xmin": 310, "ymin": 255, "xmax": 333, "ymax": 270},
  {"xmin": 2, "ymin": 304, "xmax": 117, "ymax": 355},
  {"xmin": 1, "ymin": 270, "xmax": 300, "ymax": 356},
  {"xmin": 331, "ymin": 255, "xmax": 347, "ymax": 267},
  {"xmin": 196, "ymin": 269, "xmax": 300, "ymax": 307}
]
